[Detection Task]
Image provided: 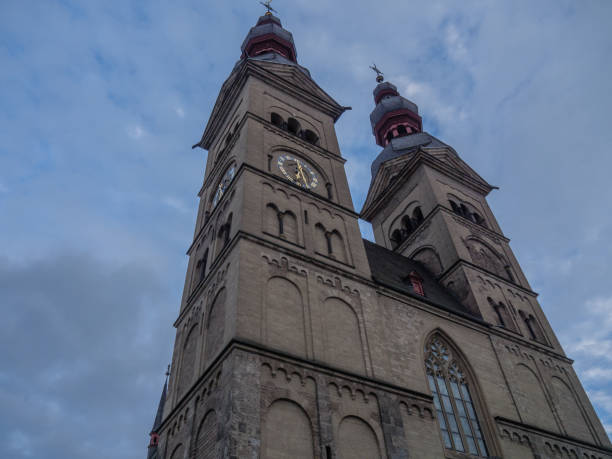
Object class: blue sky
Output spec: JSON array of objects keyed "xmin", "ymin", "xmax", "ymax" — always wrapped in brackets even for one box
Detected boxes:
[{"xmin": 1, "ymin": 1, "xmax": 611, "ymax": 457}]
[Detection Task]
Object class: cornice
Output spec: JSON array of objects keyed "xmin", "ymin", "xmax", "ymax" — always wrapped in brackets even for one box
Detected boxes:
[
  {"xmin": 158, "ymin": 339, "xmax": 435, "ymax": 434},
  {"xmin": 198, "ymin": 59, "xmax": 347, "ymax": 150},
  {"xmin": 495, "ymin": 417, "xmax": 612, "ymax": 453},
  {"xmin": 361, "ymin": 148, "xmax": 494, "ymax": 221},
  {"xmin": 439, "ymin": 258, "xmax": 538, "ymax": 298}
]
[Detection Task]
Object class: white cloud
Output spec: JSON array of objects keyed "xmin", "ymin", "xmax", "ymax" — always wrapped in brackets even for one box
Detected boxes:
[
  {"xmin": 126, "ymin": 125, "xmax": 144, "ymax": 139},
  {"xmin": 175, "ymin": 107, "xmax": 185, "ymax": 118},
  {"xmin": 393, "ymin": 75, "xmax": 466, "ymax": 127},
  {"xmin": 563, "ymin": 296, "xmax": 612, "ymax": 355},
  {"xmin": 162, "ymin": 196, "xmax": 190, "ymax": 214},
  {"xmin": 7, "ymin": 430, "xmax": 32, "ymax": 457},
  {"xmin": 588, "ymin": 390, "xmax": 612, "ymax": 415},
  {"xmin": 444, "ymin": 23, "xmax": 469, "ymax": 63},
  {"xmin": 582, "ymin": 367, "xmax": 612, "ymax": 383}
]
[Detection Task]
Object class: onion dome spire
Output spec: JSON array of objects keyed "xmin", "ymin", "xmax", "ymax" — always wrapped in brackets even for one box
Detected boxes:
[
  {"xmin": 369, "ymin": 69, "xmax": 422, "ymax": 147},
  {"xmin": 240, "ymin": 11, "xmax": 297, "ymax": 62}
]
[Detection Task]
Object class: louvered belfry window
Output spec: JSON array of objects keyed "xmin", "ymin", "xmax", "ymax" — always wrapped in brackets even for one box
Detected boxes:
[{"xmin": 425, "ymin": 336, "xmax": 488, "ymax": 456}]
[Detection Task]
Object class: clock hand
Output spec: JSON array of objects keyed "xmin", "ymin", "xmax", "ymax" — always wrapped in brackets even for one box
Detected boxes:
[{"xmin": 296, "ymin": 162, "xmax": 308, "ymax": 186}]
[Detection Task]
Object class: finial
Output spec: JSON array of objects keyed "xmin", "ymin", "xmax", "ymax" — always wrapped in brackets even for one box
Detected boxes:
[
  {"xmin": 260, "ymin": 0, "xmax": 277, "ymax": 15},
  {"xmin": 165, "ymin": 364, "xmax": 170, "ymax": 380},
  {"xmin": 370, "ymin": 63, "xmax": 384, "ymax": 83}
]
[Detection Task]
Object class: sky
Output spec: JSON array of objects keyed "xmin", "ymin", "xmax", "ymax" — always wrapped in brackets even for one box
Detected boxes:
[{"xmin": 1, "ymin": 0, "xmax": 611, "ymax": 457}]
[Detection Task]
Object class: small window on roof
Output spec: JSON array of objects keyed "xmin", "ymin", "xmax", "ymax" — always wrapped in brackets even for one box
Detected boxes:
[{"xmin": 408, "ymin": 271, "xmax": 425, "ymax": 296}]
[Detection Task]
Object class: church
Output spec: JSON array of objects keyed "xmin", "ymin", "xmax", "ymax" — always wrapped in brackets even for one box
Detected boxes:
[{"xmin": 146, "ymin": 10, "xmax": 612, "ymax": 459}]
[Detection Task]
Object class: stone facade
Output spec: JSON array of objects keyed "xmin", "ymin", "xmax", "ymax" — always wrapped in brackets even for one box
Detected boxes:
[{"xmin": 147, "ymin": 13, "xmax": 612, "ymax": 459}]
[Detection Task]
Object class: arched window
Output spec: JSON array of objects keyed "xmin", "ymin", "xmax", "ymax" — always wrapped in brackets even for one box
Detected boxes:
[
  {"xmin": 386, "ymin": 131, "xmax": 394, "ymax": 143},
  {"xmin": 271, "ymin": 112, "xmax": 284, "ymax": 128},
  {"xmin": 287, "ymin": 117, "xmax": 301, "ymax": 136},
  {"xmin": 215, "ymin": 214, "xmax": 232, "ymax": 257},
  {"xmin": 303, "ymin": 129, "xmax": 319, "ymax": 145},
  {"xmin": 390, "ymin": 229, "xmax": 403, "ymax": 249},
  {"xmin": 519, "ymin": 311, "xmax": 547, "ymax": 344},
  {"xmin": 197, "ymin": 249, "xmax": 208, "ymax": 283},
  {"xmin": 329, "ymin": 230, "xmax": 347, "ymax": 263},
  {"xmin": 325, "ymin": 182, "xmax": 333, "ymax": 200},
  {"xmin": 449, "ymin": 200, "xmax": 460, "ymax": 214},
  {"xmin": 471, "ymin": 212, "xmax": 487, "ymax": 227},
  {"xmin": 401, "ymin": 215, "xmax": 414, "ymax": 234},
  {"xmin": 488, "ymin": 297, "xmax": 515, "ymax": 331},
  {"xmin": 224, "ymin": 213, "xmax": 232, "ymax": 245},
  {"xmin": 412, "ymin": 206, "xmax": 424, "ymax": 225},
  {"xmin": 460, "ymin": 203, "xmax": 470, "ymax": 219},
  {"xmin": 425, "ymin": 335, "xmax": 489, "ymax": 456},
  {"xmin": 396, "ymin": 124, "xmax": 408, "ymax": 136}
]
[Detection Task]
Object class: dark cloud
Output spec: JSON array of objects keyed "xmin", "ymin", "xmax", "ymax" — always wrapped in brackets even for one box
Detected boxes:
[{"xmin": 0, "ymin": 253, "xmax": 176, "ymax": 459}]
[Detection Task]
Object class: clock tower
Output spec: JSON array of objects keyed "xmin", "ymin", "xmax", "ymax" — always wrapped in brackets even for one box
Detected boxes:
[{"xmin": 146, "ymin": 10, "xmax": 612, "ymax": 459}]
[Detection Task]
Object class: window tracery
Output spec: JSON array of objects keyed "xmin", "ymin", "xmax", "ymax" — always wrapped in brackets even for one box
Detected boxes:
[{"xmin": 425, "ymin": 335, "xmax": 488, "ymax": 457}]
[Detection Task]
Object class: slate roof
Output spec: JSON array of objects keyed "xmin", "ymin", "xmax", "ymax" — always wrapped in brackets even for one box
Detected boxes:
[
  {"xmin": 235, "ymin": 52, "xmax": 312, "ymax": 77},
  {"xmin": 373, "ymin": 81, "xmax": 398, "ymax": 100},
  {"xmin": 240, "ymin": 15, "xmax": 296, "ymax": 57},
  {"xmin": 151, "ymin": 379, "xmax": 167, "ymax": 433},
  {"xmin": 369, "ymin": 95, "xmax": 419, "ymax": 130},
  {"xmin": 363, "ymin": 239, "xmax": 483, "ymax": 321},
  {"xmin": 370, "ymin": 131, "xmax": 452, "ymax": 178}
]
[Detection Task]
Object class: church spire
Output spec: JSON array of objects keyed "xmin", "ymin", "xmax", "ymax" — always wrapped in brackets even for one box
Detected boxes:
[
  {"xmin": 240, "ymin": 10, "xmax": 297, "ymax": 62},
  {"xmin": 369, "ymin": 74, "xmax": 422, "ymax": 147},
  {"xmin": 146, "ymin": 368, "xmax": 168, "ymax": 459}
]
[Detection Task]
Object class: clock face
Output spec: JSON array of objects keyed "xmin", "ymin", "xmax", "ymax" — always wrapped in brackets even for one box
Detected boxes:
[
  {"xmin": 212, "ymin": 164, "xmax": 236, "ymax": 208},
  {"xmin": 277, "ymin": 154, "xmax": 319, "ymax": 190}
]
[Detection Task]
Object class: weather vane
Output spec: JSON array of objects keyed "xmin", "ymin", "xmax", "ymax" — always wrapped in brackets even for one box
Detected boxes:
[
  {"xmin": 165, "ymin": 364, "xmax": 171, "ymax": 378},
  {"xmin": 370, "ymin": 63, "xmax": 384, "ymax": 83},
  {"xmin": 260, "ymin": 0, "xmax": 277, "ymax": 15}
]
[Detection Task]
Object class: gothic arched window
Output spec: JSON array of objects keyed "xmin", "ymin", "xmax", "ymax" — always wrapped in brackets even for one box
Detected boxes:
[{"xmin": 425, "ymin": 335, "xmax": 489, "ymax": 457}]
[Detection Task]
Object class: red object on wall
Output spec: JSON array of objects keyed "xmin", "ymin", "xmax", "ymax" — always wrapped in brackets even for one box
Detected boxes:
[
  {"xmin": 149, "ymin": 432, "xmax": 160, "ymax": 447},
  {"xmin": 408, "ymin": 271, "xmax": 425, "ymax": 296}
]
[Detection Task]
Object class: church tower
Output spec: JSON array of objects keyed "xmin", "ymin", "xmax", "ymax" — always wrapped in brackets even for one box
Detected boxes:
[{"xmin": 147, "ymin": 11, "xmax": 612, "ymax": 459}]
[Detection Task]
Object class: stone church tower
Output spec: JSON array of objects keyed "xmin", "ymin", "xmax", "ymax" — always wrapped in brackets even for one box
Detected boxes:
[{"xmin": 146, "ymin": 12, "xmax": 612, "ymax": 459}]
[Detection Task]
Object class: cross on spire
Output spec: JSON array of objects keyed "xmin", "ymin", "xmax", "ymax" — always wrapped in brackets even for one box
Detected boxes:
[
  {"xmin": 370, "ymin": 63, "xmax": 384, "ymax": 83},
  {"xmin": 259, "ymin": 0, "xmax": 277, "ymax": 15}
]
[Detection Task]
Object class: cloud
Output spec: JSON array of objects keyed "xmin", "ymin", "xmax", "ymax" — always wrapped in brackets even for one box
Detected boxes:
[
  {"xmin": 162, "ymin": 195, "xmax": 190, "ymax": 214},
  {"xmin": 126, "ymin": 125, "xmax": 145, "ymax": 139},
  {"xmin": 0, "ymin": 252, "xmax": 176, "ymax": 459},
  {"xmin": 582, "ymin": 367, "xmax": 612, "ymax": 383}
]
